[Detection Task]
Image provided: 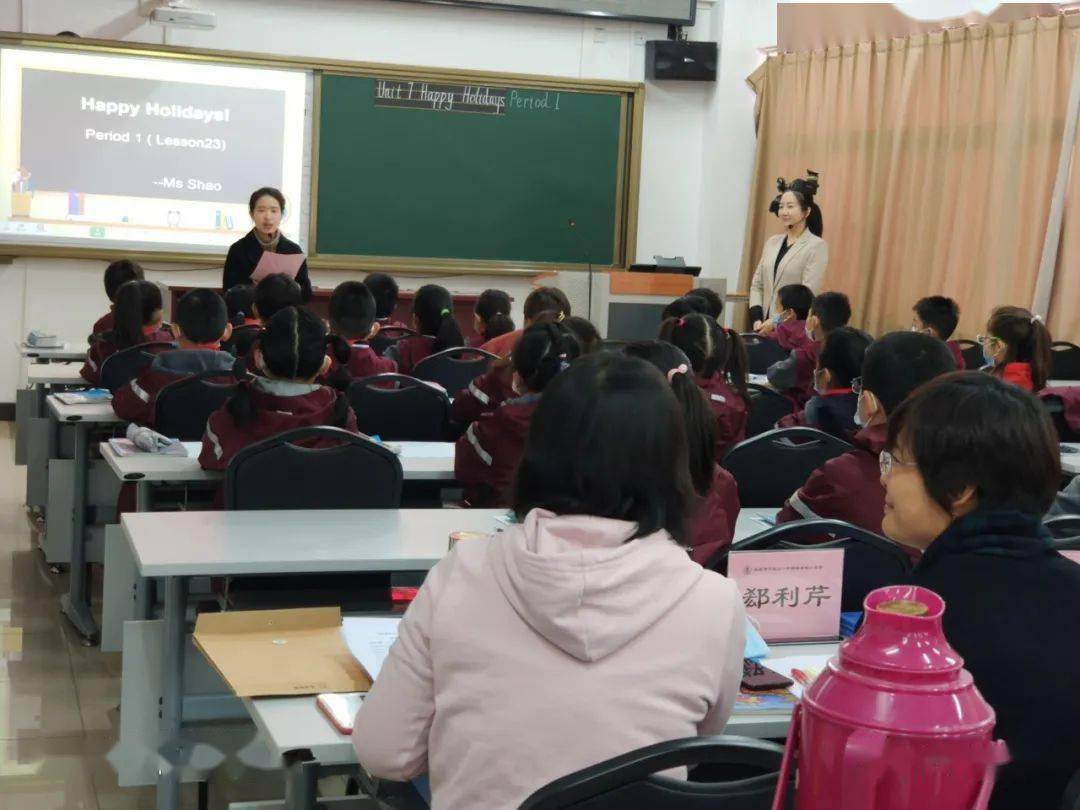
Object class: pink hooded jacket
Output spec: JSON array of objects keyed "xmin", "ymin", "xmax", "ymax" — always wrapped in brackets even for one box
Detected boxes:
[{"xmin": 352, "ymin": 509, "xmax": 746, "ymax": 809}]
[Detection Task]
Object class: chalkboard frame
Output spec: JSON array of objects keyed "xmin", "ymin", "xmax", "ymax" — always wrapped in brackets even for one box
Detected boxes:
[{"xmin": 308, "ymin": 68, "xmax": 643, "ymax": 274}]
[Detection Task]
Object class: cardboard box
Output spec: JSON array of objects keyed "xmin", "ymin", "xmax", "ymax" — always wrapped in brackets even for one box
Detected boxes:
[{"xmin": 193, "ymin": 607, "xmax": 372, "ymax": 698}]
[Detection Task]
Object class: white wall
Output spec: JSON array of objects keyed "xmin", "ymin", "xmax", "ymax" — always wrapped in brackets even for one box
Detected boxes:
[{"xmin": 1, "ymin": 0, "xmax": 776, "ymax": 402}]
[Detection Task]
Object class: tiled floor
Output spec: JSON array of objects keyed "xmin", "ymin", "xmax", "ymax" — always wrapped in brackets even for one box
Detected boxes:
[{"xmin": 0, "ymin": 423, "xmax": 289, "ymax": 809}]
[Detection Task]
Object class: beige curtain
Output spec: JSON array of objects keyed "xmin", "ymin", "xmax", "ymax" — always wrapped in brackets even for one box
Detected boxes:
[
  {"xmin": 739, "ymin": 15, "xmax": 1080, "ymax": 342},
  {"xmin": 1047, "ymin": 143, "xmax": 1078, "ymax": 341}
]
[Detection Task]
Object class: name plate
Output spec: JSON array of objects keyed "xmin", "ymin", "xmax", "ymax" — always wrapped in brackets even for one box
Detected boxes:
[{"xmin": 728, "ymin": 549, "xmax": 844, "ymax": 642}]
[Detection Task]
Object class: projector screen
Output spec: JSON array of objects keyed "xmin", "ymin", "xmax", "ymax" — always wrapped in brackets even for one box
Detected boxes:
[{"xmin": 0, "ymin": 47, "xmax": 309, "ymax": 254}]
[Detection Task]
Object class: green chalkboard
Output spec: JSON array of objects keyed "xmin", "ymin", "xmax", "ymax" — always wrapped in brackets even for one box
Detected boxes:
[{"xmin": 314, "ymin": 74, "xmax": 627, "ymax": 266}]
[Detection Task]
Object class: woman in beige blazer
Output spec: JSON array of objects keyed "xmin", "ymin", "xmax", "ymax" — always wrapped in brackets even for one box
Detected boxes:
[{"xmin": 749, "ymin": 175, "xmax": 828, "ymax": 331}]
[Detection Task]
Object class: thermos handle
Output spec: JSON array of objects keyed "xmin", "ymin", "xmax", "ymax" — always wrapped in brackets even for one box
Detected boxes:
[
  {"xmin": 770, "ymin": 702, "xmax": 801, "ymax": 810},
  {"xmin": 971, "ymin": 740, "xmax": 1010, "ymax": 810},
  {"xmin": 840, "ymin": 727, "xmax": 888, "ymax": 810}
]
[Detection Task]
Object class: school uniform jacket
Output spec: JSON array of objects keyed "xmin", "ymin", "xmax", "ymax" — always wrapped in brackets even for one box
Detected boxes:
[
  {"xmin": 946, "ymin": 339, "xmax": 965, "ymax": 370},
  {"xmin": 766, "ymin": 338, "xmax": 820, "ymax": 396},
  {"xmin": 376, "ymin": 317, "xmax": 409, "ymax": 331},
  {"xmin": 80, "ymin": 326, "xmax": 175, "ymax": 386},
  {"xmin": 387, "ymin": 335, "xmax": 436, "ymax": 377},
  {"xmin": 688, "ymin": 465, "xmax": 741, "ymax": 566},
  {"xmin": 997, "ymin": 362, "xmax": 1035, "ymax": 392},
  {"xmin": 92, "ymin": 310, "xmax": 114, "ymax": 336},
  {"xmin": 695, "ymin": 375, "xmax": 748, "ymax": 459},
  {"xmin": 112, "ymin": 348, "xmax": 236, "ymax": 426},
  {"xmin": 321, "ymin": 343, "xmax": 397, "ymax": 391},
  {"xmin": 479, "ymin": 328, "xmax": 522, "ymax": 358},
  {"xmin": 450, "ymin": 365, "xmax": 516, "ymax": 427},
  {"xmin": 749, "ymin": 230, "xmax": 828, "ymax": 318},
  {"xmin": 199, "ymin": 377, "xmax": 358, "ymax": 471},
  {"xmin": 222, "ymin": 230, "xmax": 312, "ymax": 301},
  {"xmin": 454, "ymin": 394, "xmax": 538, "ymax": 507}
]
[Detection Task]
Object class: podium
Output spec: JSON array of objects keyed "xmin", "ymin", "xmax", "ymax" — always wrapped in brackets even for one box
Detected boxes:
[{"xmin": 550, "ymin": 270, "xmax": 727, "ymax": 341}]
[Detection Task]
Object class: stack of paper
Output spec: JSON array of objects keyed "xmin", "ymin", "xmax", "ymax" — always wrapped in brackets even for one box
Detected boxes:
[{"xmin": 341, "ymin": 616, "xmax": 402, "ymax": 683}]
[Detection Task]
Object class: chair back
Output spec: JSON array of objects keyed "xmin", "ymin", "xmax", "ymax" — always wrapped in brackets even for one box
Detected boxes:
[
  {"xmin": 348, "ymin": 374, "xmax": 451, "ymax": 441},
  {"xmin": 154, "ymin": 369, "xmax": 238, "ymax": 441},
  {"xmin": 1040, "ymin": 393, "xmax": 1080, "ymax": 443},
  {"xmin": 1050, "ymin": 341, "xmax": 1080, "ymax": 381},
  {"xmin": 599, "ymin": 339, "xmax": 628, "ymax": 353},
  {"xmin": 721, "ymin": 427, "xmax": 853, "ymax": 507},
  {"xmin": 744, "ymin": 384, "xmax": 796, "ymax": 438},
  {"xmin": 1046, "ymin": 515, "xmax": 1080, "ymax": 551},
  {"xmin": 713, "ymin": 518, "xmax": 913, "ymax": 611},
  {"xmin": 954, "ymin": 339, "xmax": 984, "ymax": 371},
  {"xmin": 741, "ymin": 333, "xmax": 790, "ymax": 375},
  {"xmin": 520, "ymin": 735, "xmax": 788, "ymax": 810},
  {"xmin": 413, "ymin": 347, "xmax": 497, "ymax": 395},
  {"xmin": 370, "ymin": 326, "xmax": 416, "ymax": 357},
  {"xmin": 224, "ymin": 426, "xmax": 402, "ymax": 511},
  {"xmin": 222, "ymin": 324, "xmax": 261, "ymax": 358},
  {"xmin": 99, "ymin": 341, "xmax": 175, "ymax": 393},
  {"xmin": 1061, "ymin": 765, "xmax": 1080, "ymax": 810}
]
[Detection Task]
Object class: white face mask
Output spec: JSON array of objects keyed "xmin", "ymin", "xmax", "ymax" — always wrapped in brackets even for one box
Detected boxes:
[{"xmin": 854, "ymin": 390, "xmax": 874, "ymax": 428}]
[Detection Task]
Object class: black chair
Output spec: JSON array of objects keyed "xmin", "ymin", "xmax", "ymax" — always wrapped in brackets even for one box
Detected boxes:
[
  {"xmin": 520, "ymin": 735, "xmax": 788, "ymax": 810},
  {"xmin": 1045, "ymin": 515, "xmax": 1080, "ymax": 540},
  {"xmin": 348, "ymin": 374, "xmax": 451, "ymax": 441},
  {"xmin": 370, "ymin": 326, "xmax": 416, "ymax": 357},
  {"xmin": 599, "ymin": 339, "xmax": 628, "ymax": 353},
  {"xmin": 711, "ymin": 518, "xmax": 914, "ymax": 612},
  {"xmin": 1050, "ymin": 341, "xmax": 1080, "ymax": 382},
  {"xmin": 741, "ymin": 333, "xmax": 790, "ymax": 376},
  {"xmin": 413, "ymin": 347, "xmax": 497, "ymax": 395},
  {"xmin": 99, "ymin": 341, "xmax": 175, "ymax": 393},
  {"xmin": 744, "ymin": 384, "xmax": 796, "ymax": 438},
  {"xmin": 225, "ymin": 426, "xmax": 402, "ymax": 510},
  {"xmin": 721, "ymin": 427, "xmax": 853, "ymax": 508},
  {"xmin": 955, "ymin": 339, "xmax": 983, "ymax": 371},
  {"xmin": 1040, "ymin": 393, "xmax": 1080, "ymax": 443},
  {"xmin": 1061, "ymin": 766, "xmax": 1080, "ymax": 810},
  {"xmin": 154, "ymin": 369, "xmax": 238, "ymax": 441},
  {"xmin": 222, "ymin": 324, "xmax": 261, "ymax": 358}
]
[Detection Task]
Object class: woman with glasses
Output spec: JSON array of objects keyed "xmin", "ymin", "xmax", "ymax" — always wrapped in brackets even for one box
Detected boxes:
[
  {"xmin": 879, "ymin": 371, "xmax": 1080, "ymax": 810},
  {"xmin": 976, "ymin": 305, "xmax": 1052, "ymax": 392}
]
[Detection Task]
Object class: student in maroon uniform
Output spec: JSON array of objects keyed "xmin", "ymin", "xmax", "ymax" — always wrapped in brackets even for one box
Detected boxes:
[
  {"xmin": 365, "ymin": 273, "xmax": 408, "ymax": 330},
  {"xmin": 624, "ymin": 341, "xmax": 740, "ymax": 565},
  {"xmin": 769, "ymin": 290, "xmax": 850, "ymax": 396},
  {"xmin": 912, "ymin": 295, "xmax": 964, "ymax": 370},
  {"xmin": 479, "ymin": 286, "xmax": 570, "ymax": 358},
  {"xmin": 662, "ymin": 295, "xmax": 711, "ymax": 322},
  {"xmin": 979, "ymin": 305, "xmax": 1052, "ymax": 393},
  {"xmin": 799, "ymin": 327, "xmax": 871, "ymax": 439},
  {"xmin": 777, "ymin": 331, "xmax": 956, "ymax": 538},
  {"xmin": 687, "ymin": 287, "xmax": 724, "ymax": 322},
  {"xmin": 387, "ymin": 284, "xmax": 465, "ymax": 376},
  {"xmin": 92, "ymin": 259, "xmax": 144, "ymax": 336},
  {"xmin": 470, "ymin": 289, "xmax": 515, "ymax": 347},
  {"xmin": 321, "ymin": 281, "xmax": 397, "ymax": 390},
  {"xmin": 658, "ymin": 313, "xmax": 749, "ymax": 459},
  {"xmin": 113, "ymin": 288, "xmax": 235, "ymax": 425},
  {"xmin": 234, "ymin": 273, "xmax": 304, "ymax": 367},
  {"xmin": 455, "ymin": 321, "xmax": 581, "ymax": 506},
  {"xmin": 564, "ymin": 316, "xmax": 602, "ymax": 355},
  {"xmin": 82, "ymin": 280, "xmax": 173, "ymax": 386},
  {"xmin": 199, "ymin": 306, "xmax": 358, "ymax": 471}
]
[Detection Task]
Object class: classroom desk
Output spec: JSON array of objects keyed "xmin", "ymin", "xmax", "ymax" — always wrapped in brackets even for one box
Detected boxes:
[
  {"xmin": 46, "ymin": 395, "xmax": 123, "ymax": 642},
  {"xmin": 17, "ymin": 361, "xmax": 85, "ymax": 475},
  {"xmin": 15, "ymin": 340, "xmax": 87, "ymax": 361},
  {"xmin": 1048, "ymin": 379, "xmax": 1080, "ymax": 389},
  {"xmin": 26, "ymin": 362, "xmax": 85, "ymax": 385},
  {"xmin": 244, "ymin": 639, "xmax": 839, "ymax": 809},
  {"xmin": 123, "ymin": 508, "xmax": 508, "ymax": 810}
]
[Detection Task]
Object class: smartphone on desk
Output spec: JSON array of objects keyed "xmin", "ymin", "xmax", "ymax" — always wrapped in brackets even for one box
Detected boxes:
[{"xmin": 317, "ymin": 692, "xmax": 365, "ymax": 735}]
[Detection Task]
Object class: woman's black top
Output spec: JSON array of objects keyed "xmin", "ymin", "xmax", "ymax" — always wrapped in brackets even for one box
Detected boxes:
[
  {"xmin": 773, "ymin": 238, "xmax": 792, "ymax": 281},
  {"xmin": 222, "ymin": 230, "xmax": 312, "ymax": 301}
]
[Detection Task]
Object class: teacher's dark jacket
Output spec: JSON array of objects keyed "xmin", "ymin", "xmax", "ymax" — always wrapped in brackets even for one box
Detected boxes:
[
  {"xmin": 222, "ymin": 230, "xmax": 312, "ymax": 301},
  {"xmin": 910, "ymin": 509, "xmax": 1080, "ymax": 810}
]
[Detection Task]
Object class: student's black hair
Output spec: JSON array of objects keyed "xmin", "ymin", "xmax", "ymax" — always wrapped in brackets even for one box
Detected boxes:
[
  {"xmin": 662, "ymin": 295, "xmax": 711, "ymax": 322},
  {"xmin": 483, "ymin": 313, "xmax": 515, "ymax": 342},
  {"xmin": 523, "ymin": 286, "xmax": 571, "ymax": 323},
  {"xmin": 103, "ymin": 259, "xmax": 144, "ymax": 302},
  {"xmin": 254, "ymin": 273, "xmax": 303, "ymax": 323},
  {"xmin": 624, "ymin": 340, "xmax": 717, "ymax": 496},
  {"xmin": 810, "ymin": 291, "xmax": 851, "ymax": 333},
  {"xmin": 511, "ymin": 322, "xmax": 582, "ymax": 394},
  {"xmin": 248, "ymin": 187, "xmax": 286, "ymax": 215},
  {"xmin": 913, "ymin": 296, "xmax": 960, "ymax": 340},
  {"xmin": 886, "ymin": 371, "xmax": 1060, "ymax": 516},
  {"xmin": 224, "ymin": 283, "xmax": 256, "ymax": 327},
  {"xmin": 364, "ymin": 273, "xmax": 399, "ymax": 319},
  {"xmin": 563, "ymin": 316, "xmax": 601, "ymax": 354},
  {"xmin": 227, "ymin": 306, "xmax": 350, "ymax": 426},
  {"xmin": 175, "ymin": 289, "xmax": 228, "ymax": 345},
  {"xmin": 817, "ymin": 327, "xmax": 870, "ymax": 388},
  {"xmin": 513, "ymin": 352, "xmax": 694, "ymax": 544},
  {"xmin": 112, "ymin": 280, "xmax": 163, "ymax": 349},
  {"xmin": 686, "ymin": 288, "xmax": 723, "ymax": 320},
  {"xmin": 329, "ymin": 281, "xmax": 378, "ymax": 341},
  {"xmin": 778, "ymin": 284, "xmax": 814, "ymax": 321},
  {"xmin": 659, "ymin": 313, "xmax": 749, "ymax": 405},
  {"xmin": 413, "ymin": 284, "xmax": 465, "ymax": 352},
  {"xmin": 476, "ymin": 289, "xmax": 512, "ymax": 322},
  {"xmin": 987, "ymin": 306, "xmax": 1052, "ymax": 391},
  {"xmin": 862, "ymin": 331, "xmax": 956, "ymax": 415}
]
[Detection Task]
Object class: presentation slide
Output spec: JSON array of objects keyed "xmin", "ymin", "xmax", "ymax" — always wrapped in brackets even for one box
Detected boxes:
[{"xmin": 0, "ymin": 47, "xmax": 308, "ymax": 253}]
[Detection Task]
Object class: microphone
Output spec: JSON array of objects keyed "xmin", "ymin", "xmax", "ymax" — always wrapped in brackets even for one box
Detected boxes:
[{"xmin": 567, "ymin": 217, "xmax": 593, "ymax": 321}]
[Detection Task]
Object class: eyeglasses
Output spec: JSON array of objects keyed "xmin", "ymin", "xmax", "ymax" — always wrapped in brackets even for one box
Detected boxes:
[
  {"xmin": 879, "ymin": 449, "xmax": 917, "ymax": 478},
  {"xmin": 976, "ymin": 334, "xmax": 1002, "ymax": 349},
  {"xmin": 851, "ymin": 377, "xmax": 863, "ymax": 395}
]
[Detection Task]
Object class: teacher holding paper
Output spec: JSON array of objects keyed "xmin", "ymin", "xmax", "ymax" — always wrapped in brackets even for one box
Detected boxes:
[{"xmin": 222, "ymin": 187, "xmax": 312, "ymax": 301}]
